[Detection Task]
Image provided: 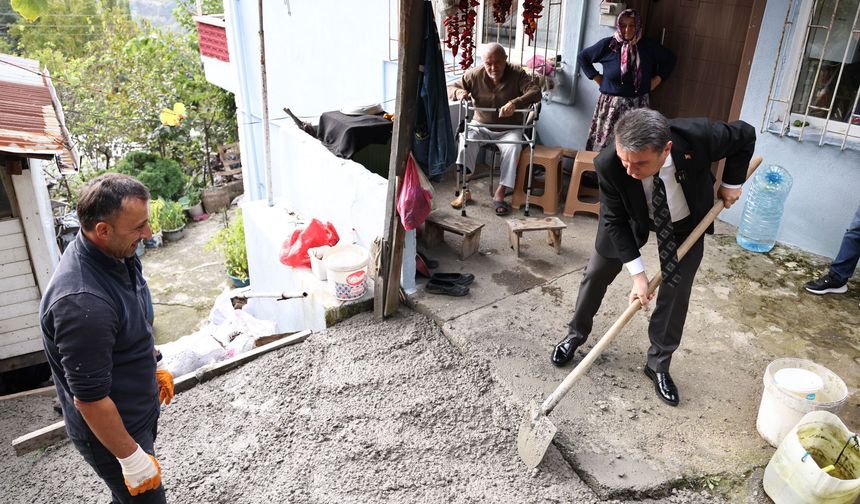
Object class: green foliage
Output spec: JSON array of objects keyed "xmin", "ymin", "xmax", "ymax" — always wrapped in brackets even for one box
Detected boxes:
[
  {"xmin": 116, "ymin": 151, "xmax": 185, "ymax": 201},
  {"xmin": 159, "ymin": 200, "xmax": 186, "ymax": 231},
  {"xmin": 178, "ymin": 185, "xmax": 202, "ymax": 208},
  {"xmin": 10, "ymin": 0, "xmax": 48, "ymax": 21},
  {"xmin": 148, "ymin": 198, "xmax": 165, "ymax": 234},
  {"xmin": 206, "ymin": 211, "xmax": 248, "ymax": 281}
]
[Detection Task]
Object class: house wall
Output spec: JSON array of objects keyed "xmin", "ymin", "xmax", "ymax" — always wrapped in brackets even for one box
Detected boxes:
[{"xmin": 722, "ymin": 0, "xmax": 860, "ymax": 259}]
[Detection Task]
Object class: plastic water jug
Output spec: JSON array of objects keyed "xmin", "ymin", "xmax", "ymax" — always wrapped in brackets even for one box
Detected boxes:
[{"xmin": 737, "ymin": 165, "xmax": 793, "ymax": 253}]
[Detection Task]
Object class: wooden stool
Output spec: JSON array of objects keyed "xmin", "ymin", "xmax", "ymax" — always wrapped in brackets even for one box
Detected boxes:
[
  {"xmin": 506, "ymin": 217, "xmax": 567, "ymax": 257},
  {"xmin": 511, "ymin": 145, "xmax": 564, "ymax": 215},
  {"xmin": 422, "ymin": 211, "xmax": 485, "ymax": 260},
  {"xmin": 563, "ymin": 150, "xmax": 600, "ymax": 217}
]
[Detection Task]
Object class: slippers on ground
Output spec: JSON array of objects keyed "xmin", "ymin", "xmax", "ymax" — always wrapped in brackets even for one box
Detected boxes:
[
  {"xmin": 425, "ymin": 279, "xmax": 469, "ymax": 296},
  {"xmin": 494, "ymin": 200, "xmax": 511, "ymax": 216},
  {"xmin": 430, "ymin": 272, "xmax": 475, "ymax": 285}
]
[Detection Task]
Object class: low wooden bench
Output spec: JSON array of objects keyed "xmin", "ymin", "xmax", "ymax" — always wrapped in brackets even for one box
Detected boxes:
[
  {"xmin": 506, "ymin": 216, "xmax": 567, "ymax": 257},
  {"xmin": 422, "ymin": 211, "xmax": 485, "ymax": 260}
]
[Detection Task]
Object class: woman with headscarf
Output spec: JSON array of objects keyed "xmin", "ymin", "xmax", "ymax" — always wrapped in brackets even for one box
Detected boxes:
[{"xmin": 577, "ymin": 9, "xmax": 676, "ymax": 151}]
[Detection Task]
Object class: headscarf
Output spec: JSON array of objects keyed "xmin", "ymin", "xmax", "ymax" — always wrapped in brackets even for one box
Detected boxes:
[{"xmin": 609, "ymin": 9, "xmax": 643, "ymax": 91}]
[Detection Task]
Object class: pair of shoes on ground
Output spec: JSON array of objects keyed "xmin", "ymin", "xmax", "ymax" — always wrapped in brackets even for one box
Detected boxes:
[
  {"xmin": 425, "ymin": 272, "xmax": 475, "ymax": 296},
  {"xmin": 550, "ymin": 333, "xmax": 679, "ymax": 406},
  {"xmin": 804, "ymin": 273, "xmax": 848, "ymax": 294}
]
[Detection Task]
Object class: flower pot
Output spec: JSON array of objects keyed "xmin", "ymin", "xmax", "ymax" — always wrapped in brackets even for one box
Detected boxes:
[
  {"xmin": 163, "ymin": 225, "xmax": 186, "ymax": 242},
  {"xmin": 143, "ymin": 231, "xmax": 163, "ymax": 248},
  {"xmin": 188, "ymin": 202, "xmax": 205, "ymax": 219},
  {"xmin": 228, "ymin": 272, "xmax": 249, "ymax": 288}
]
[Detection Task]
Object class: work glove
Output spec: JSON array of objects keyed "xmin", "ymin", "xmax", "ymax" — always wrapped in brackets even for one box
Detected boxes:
[
  {"xmin": 117, "ymin": 444, "xmax": 161, "ymax": 496},
  {"xmin": 156, "ymin": 360, "xmax": 174, "ymax": 405}
]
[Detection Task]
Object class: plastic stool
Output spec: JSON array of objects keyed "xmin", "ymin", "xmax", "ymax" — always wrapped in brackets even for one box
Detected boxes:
[
  {"xmin": 511, "ymin": 145, "xmax": 564, "ymax": 215},
  {"xmin": 563, "ymin": 150, "xmax": 600, "ymax": 217}
]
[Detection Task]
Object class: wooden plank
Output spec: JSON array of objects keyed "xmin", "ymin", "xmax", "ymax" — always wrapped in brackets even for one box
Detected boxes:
[
  {"xmin": 0, "ymin": 261, "xmax": 32, "ymax": 280},
  {"xmin": 507, "ymin": 216, "xmax": 566, "ymax": 233},
  {"xmin": 0, "ymin": 385, "xmax": 55, "ymax": 401},
  {"xmin": 0, "ymin": 232, "xmax": 26, "ymax": 251},
  {"xmin": 0, "ymin": 312, "xmax": 40, "ymax": 333},
  {"xmin": 0, "ymin": 273, "xmax": 36, "ymax": 294},
  {"xmin": 0, "ymin": 337, "xmax": 43, "ymax": 361},
  {"xmin": 0, "ymin": 218, "xmax": 23, "ymax": 236},
  {"xmin": 0, "ymin": 246, "xmax": 28, "ymax": 264},
  {"xmin": 0, "ymin": 299, "xmax": 39, "ymax": 320},
  {"xmin": 425, "ymin": 212, "xmax": 484, "ymax": 235},
  {"xmin": 0, "ymin": 286, "xmax": 38, "ymax": 308},
  {"xmin": 0, "ymin": 325, "xmax": 42, "ymax": 348},
  {"xmin": 0, "ymin": 350, "xmax": 46, "ymax": 373},
  {"xmin": 11, "ymin": 330, "xmax": 312, "ymax": 456},
  {"xmin": 11, "ymin": 166, "xmax": 57, "ymax": 292},
  {"xmin": 12, "ymin": 421, "xmax": 66, "ymax": 456}
]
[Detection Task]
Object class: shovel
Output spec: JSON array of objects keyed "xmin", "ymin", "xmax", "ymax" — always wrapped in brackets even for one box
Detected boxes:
[{"xmin": 517, "ymin": 156, "xmax": 763, "ymax": 469}]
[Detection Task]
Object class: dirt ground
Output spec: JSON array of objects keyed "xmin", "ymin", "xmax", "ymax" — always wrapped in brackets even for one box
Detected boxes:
[{"xmin": 1, "ymin": 312, "xmax": 729, "ymax": 504}]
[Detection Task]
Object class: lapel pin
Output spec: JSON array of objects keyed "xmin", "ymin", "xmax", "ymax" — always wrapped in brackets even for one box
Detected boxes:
[{"xmin": 684, "ymin": 153, "xmax": 693, "ymax": 160}]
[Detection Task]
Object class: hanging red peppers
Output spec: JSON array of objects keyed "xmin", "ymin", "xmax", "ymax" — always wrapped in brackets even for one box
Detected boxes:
[
  {"xmin": 491, "ymin": 0, "xmax": 514, "ymax": 24},
  {"xmin": 522, "ymin": 0, "xmax": 544, "ymax": 43},
  {"xmin": 444, "ymin": 0, "xmax": 480, "ymax": 70}
]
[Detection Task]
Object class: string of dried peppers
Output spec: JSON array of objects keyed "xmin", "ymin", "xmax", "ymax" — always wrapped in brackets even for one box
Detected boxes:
[
  {"xmin": 522, "ymin": 0, "xmax": 544, "ymax": 43},
  {"xmin": 491, "ymin": 0, "xmax": 514, "ymax": 24},
  {"xmin": 443, "ymin": 0, "xmax": 480, "ymax": 70}
]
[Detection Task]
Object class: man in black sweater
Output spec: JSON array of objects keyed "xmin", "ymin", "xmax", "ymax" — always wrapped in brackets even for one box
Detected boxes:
[
  {"xmin": 41, "ymin": 173, "xmax": 173, "ymax": 502},
  {"xmin": 551, "ymin": 109, "xmax": 755, "ymax": 406}
]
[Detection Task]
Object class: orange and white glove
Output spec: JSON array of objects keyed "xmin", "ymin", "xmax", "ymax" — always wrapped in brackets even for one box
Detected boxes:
[
  {"xmin": 156, "ymin": 360, "xmax": 174, "ymax": 405},
  {"xmin": 117, "ymin": 444, "xmax": 161, "ymax": 496}
]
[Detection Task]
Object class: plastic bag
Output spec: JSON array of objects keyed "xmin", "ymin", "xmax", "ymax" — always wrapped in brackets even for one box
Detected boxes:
[
  {"xmin": 415, "ymin": 162, "xmax": 437, "ymax": 211},
  {"xmin": 397, "ymin": 153, "xmax": 433, "ymax": 231},
  {"xmin": 279, "ymin": 219, "xmax": 340, "ymax": 268}
]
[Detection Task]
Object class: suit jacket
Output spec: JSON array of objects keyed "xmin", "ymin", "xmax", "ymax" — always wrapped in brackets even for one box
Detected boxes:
[{"xmin": 594, "ymin": 118, "xmax": 756, "ymax": 263}]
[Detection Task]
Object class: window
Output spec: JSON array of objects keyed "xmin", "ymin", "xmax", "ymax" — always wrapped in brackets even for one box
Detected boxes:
[
  {"xmin": 763, "ymin": 0, "xmax": 860, "ymax": 150},
  {"xmin": 478, "ymin": 0, "xmax": 565, "ymax": 67}
]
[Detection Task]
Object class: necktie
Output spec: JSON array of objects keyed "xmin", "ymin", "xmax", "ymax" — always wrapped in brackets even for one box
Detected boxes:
[{"xmin": 652, "ymin": 175, "xmax": 681, "ymax": 288}]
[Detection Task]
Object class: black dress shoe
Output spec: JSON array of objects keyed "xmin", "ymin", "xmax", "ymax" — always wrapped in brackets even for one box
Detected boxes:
[
  {"xmin": 643, "ymin": 366, "xmax": 679, "ymax": 406},
  {"xmin": 551, "ymin": 334, "xmax": 587, "ymax": 367}
]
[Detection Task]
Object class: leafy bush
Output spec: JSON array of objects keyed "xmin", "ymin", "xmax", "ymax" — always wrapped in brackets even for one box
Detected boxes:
[
  {"xmin": 206, "ymin": 211, "xmax": 248, "ymax": 281},
  {"xmin": 148, "ymin": 198, "xmax": 165, "ymax": 234},
  {"xmin": 160, "ymin": 200, "xmax": 186, "ymax": 231},
  {"xmin": 178, "ymin": 185, "xmax": 202, "ymax": 209},
  {"xmin": 116, "ymin": 151, "xmax": 185, "ymax": 200}
]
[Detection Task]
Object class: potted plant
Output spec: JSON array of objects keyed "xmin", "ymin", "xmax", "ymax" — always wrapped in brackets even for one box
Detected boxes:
[
  {"xmin": 179, "ymin": 185, "xmax": 205, "ymax": 219},
  {"xmin": 161, "ymin": 200, "xmax": 187, "ymax": 242},
  {"xmin": 206, "ymin": 210, "xmax": 249, "ymax": 287},
  {"xmin": 144, "ymin": 198, "xmax": 165, "ymax": 248}
]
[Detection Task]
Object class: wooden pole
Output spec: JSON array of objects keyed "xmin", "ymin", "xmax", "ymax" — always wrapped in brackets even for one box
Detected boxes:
[{"xmin": 375, "ymin": 0, "xmax": 425, "ymax": 318}]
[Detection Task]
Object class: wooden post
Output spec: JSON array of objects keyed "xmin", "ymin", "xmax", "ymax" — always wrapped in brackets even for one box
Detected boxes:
[{"xmin": 375, "ymin": 0, "xmax": 425, "ymax": 319}]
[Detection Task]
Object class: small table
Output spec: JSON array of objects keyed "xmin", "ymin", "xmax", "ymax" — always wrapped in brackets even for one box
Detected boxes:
[
  {"xmin": 506, "ymin": 217, "xmax": 567, "ymax": 257},
  {"xmin": 422, "ymin": 212, "xmax": 485, "ymax": 260}
]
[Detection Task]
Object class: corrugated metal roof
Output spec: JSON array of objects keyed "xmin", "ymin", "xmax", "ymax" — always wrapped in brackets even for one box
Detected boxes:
[{"xmin": 0, "ymin": 54, "xmax": 78, "ymax": 170}]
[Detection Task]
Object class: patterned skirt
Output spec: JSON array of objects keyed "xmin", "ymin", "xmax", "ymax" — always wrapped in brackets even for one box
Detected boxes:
[{"xmin": 585, "ymin": 93, "xmax": 650, "ymax": 151}]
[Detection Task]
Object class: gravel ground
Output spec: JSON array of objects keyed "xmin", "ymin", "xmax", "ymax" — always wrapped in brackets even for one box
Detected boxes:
[{"xmin": 1, "ymin": 311, "xmax": 727, "ymax": 503}]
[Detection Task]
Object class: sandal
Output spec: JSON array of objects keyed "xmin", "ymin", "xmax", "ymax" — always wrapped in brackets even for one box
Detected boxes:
[
  {"xmin": 493, "ymin": 200, "xmax": 510, "ymax": 216},
  {"xmin": 425, "ymin": 279, "xmax": 469, "ymax": 296}
]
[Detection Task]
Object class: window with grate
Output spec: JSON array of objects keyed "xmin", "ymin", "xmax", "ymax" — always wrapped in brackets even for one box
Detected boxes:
[
  {"xmin": 479, "ymin": 0, "xmax": 564, "ymax": 67},
  {"xmin": 763, "ymin": 0, "xmax": 860, "ymax": 150}
]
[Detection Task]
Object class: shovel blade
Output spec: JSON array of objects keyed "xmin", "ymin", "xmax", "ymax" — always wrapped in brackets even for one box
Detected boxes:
[{"xmin": 516, "ymin": 400, "xmax": 558, "ymax": 469}]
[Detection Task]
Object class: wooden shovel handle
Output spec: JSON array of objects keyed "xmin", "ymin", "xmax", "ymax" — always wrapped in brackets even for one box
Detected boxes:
[{"xmin": 541, "ymin": 156, "xmax": 763, "ymax": 415}]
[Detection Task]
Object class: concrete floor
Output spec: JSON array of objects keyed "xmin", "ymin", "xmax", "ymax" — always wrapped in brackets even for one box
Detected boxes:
[{"xmin": 408, "ymin": 171, "xmax": 860, "ymax": 500}]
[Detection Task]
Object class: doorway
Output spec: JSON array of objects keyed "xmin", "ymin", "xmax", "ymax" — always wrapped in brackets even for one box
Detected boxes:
[{"xmin": 625, "ymin": 0, "xmax": 765, "ymax": 122}]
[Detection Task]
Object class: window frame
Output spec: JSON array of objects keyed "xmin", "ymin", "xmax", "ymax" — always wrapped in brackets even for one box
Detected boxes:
[
  {"xmin": 475, "ymin": 0, "xmax": 566, "ymax": 68},
  {"xmin": 763, "ymin": 0, "xmax": 860, "ymax": 151}
]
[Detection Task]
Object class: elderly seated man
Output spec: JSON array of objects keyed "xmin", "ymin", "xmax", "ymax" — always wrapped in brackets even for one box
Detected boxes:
[{"xmin": 447, "ymin": 43, "xmax": 541, "ymax": 216}]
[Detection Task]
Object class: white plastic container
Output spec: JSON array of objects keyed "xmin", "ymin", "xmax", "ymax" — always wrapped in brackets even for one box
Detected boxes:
[
  {"xmin": 774, "ymin": 367, "xmax": 824, "ymax": 401},
  {"xmin": 757, "ymin": 358, "xmax": 848, "ymax": 447},
  {"xmin": 763, "ymin": 410, "xmax": 860, "ymax": 504},
  {"xmin": 307, "ymin": 245, "xmax": 331, "ymax": 281},
  {"xmin": 322, "ymin": 244, "xmax": 369, "ymax": 301}
]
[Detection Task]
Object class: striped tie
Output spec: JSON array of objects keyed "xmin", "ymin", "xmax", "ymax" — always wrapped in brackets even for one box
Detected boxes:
[{"xmin": 652, "ymin": 175, "xmax": 681, "ymax": 288}]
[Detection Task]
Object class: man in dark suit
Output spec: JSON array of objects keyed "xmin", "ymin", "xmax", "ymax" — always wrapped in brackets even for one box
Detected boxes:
[{"xmin": 551, "ymin": 108, "xmax": 755, "ymax": 406}]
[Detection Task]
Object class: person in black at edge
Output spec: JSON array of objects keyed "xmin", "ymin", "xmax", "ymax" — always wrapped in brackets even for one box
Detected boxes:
[{"xmin": 40, "ymin": 173, "xmax": 174, "ymax": 502}]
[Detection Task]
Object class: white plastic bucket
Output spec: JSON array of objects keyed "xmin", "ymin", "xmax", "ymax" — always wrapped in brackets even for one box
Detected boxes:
[
  {"xmin": 756, "ymin": 358, "xmax": 848, "ymax": 447},
  {"xmin": 763, "ymin": 410, "xmax": 860, "ymax": 504},
  {"xmin": 322, "ymin": 244, "xmax": 369, "ymax": 301},
  {"xmin": 307, "ymin": 245, "xmax": 331, "ymax": 281},
  {"xmin": 774, "ymin": 367, "xmax": 824, "ymax": 401}
]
